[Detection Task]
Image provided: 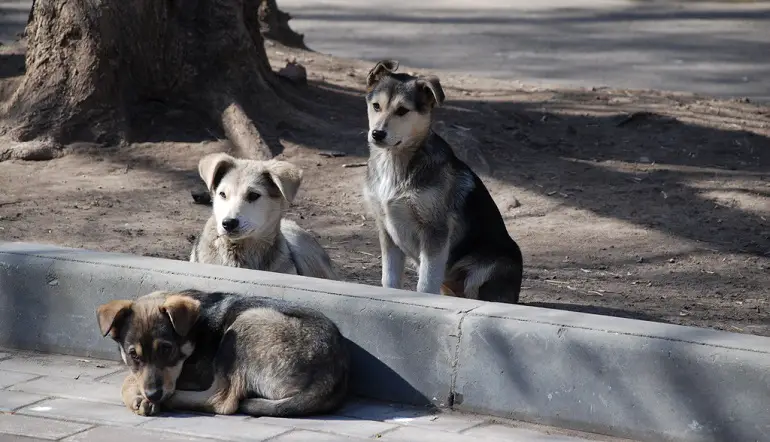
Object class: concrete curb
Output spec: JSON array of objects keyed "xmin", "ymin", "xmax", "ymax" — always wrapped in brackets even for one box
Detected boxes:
[{"xmin": 1, "ymin": 242, "xmax": 768, "ymax": 442}]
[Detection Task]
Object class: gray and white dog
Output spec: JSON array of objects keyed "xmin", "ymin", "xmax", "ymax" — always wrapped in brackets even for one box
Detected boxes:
[
  {"xmin": 362, "ymin": 60, "xmax": 523, "ymax": 303},
  {"xmin": 190, "ymin": 153, "xmax": 337, "ymax": 280}
]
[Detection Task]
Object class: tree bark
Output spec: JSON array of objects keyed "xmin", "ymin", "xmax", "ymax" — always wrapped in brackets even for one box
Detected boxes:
[{"xmin": 1, "ymin": 0, "xmax": 309, "ymax": 160}]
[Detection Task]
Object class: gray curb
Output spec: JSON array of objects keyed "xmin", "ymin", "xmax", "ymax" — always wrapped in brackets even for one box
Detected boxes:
[{"xmin": 1, "ymin": 242, "xmax": 768, "ymax": 442}]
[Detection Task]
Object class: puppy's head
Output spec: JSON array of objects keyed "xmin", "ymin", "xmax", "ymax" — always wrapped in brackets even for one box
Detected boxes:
[
  {"xmin": 96, "ymin": 291, "xmax": 200, "ymax": 404},
  {"xmin": 198, "ymin": 153, "xmax": 303, "ymax": 240},
  {"xmin": 365, "ymin": 60, "xmax": 445, "ymax": 149}
]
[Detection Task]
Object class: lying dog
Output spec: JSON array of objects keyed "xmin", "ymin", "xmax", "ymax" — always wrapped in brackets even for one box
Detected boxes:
[
  {"xmin": 362, "ymin": 60, "xmax": 524, "ymax": 303},
  {"xmin": 190, "ymin": 153, "xmax": 337, "ymax": 280},
  {"xmin": 97, "ymin": 290, "xmax": 349, "ymax": 417}
]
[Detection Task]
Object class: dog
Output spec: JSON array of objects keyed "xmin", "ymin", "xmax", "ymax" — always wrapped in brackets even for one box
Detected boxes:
[
  {"xmin": 190, "ymin": 153, "xmax": 337, "ymax": 280},
  {"xmin": 362, "ymin": 60, "xmax": 524, "ymax": 304},
  {"xmin": 96, "ymin": 289, "xmax": 349, "ymax": 417}
]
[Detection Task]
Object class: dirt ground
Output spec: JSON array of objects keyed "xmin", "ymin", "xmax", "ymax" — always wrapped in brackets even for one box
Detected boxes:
[{"xmin": 1, "ymin": 41, "xmax": 769, "ymax": 336}]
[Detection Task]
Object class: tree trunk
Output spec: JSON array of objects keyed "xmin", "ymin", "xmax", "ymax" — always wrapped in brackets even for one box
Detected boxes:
[
  {"xmin": 258, "ymin": 0, "xmax": 307, "ymax": 49},
  {"xmin": 1, "ymin": 0, "xmax": 310, "ymax": 160}
]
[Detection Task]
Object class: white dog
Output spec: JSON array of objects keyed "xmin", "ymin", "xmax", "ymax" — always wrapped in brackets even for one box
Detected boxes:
[{"xmin": 190, "ymin": 153, "xmax": 337, "ymax": 279}]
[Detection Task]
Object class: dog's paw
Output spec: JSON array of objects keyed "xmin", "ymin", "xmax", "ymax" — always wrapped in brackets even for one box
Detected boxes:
[{"xmin": 131, "ymin": 396, "xmax": 160, "ymax": 416}]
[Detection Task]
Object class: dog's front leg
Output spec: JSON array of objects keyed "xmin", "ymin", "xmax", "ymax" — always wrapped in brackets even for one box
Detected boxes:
[
  {"xmin": 165, "ymin": 377, "xmax": 240, "ymax": 415},
  {"xmin": 379, "ymin": 224, "xmax": 406, "ymax": 289},
  {"xmin": 121, "ymin": 373, "xmax": 160, "ymax": 416},
  {"xmin": 416, "ymin": 228, "xmax": 450, "ymax": 294}
]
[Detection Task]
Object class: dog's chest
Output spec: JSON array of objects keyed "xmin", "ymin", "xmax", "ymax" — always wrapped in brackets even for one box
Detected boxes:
[{"xmin": 365, "ymin": 164, "xmax": 422, "ymax": 256}]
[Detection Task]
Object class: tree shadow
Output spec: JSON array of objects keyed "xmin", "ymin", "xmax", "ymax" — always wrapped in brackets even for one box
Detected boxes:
[
  {"xmin": 526, "ymin": 302, "xmax": 666, "ymax": 323},
  {"xmin": 306, "ymin": 79, "xmax": 770, "ymax": 258},
  {"xmin": 2, "ymin": 39, "xmax": 768, "ymax": 333},
  {"xmin": 60, "ymin": 75, "xmax": 770, "ymax": 260}
]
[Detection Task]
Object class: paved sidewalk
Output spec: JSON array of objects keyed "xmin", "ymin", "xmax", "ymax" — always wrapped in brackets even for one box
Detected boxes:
[{"xmin": 0, "ymin": 350, "xmax": 630, "ymax": 442}]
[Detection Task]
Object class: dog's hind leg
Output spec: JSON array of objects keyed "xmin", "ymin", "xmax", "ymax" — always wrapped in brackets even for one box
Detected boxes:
[
  {"xmin": 166, "ymin": 376, "xmax": 243, "ymax": 415},
  {"xmin": 476, "ymin": 269, "xmax": 522, "ymax": 304},
  {"xmin": 164, "ymin": 379, "xmax": 221, "ymax": 413},
  {"xmin": 239, "ymin": 378, "xmax": 347, "ymax": 417}
]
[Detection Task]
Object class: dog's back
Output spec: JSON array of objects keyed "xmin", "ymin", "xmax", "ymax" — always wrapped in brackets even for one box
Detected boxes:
[{"xmin": 434, "ymin": 135, "xmax": 524, "ymax": 302}]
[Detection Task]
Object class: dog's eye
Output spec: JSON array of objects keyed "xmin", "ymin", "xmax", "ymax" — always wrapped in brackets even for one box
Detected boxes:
[
  {"xmin": 157, "ymin": 343, "xmax": 173, "ymax": 358},
  {"xmin": 127, "ymin": 347, "xmax": 140, "ymax": 361},
  {"xmin": 395, "ymin": 107, "xmax": 410, "ymax": 116},
  {"xmin": 218, "ymin": 191, "xmax": 226, "ymax": 199},
  {"xmin": 246, "ymin": 192, "xmax": 261, "ymax": 202},
  {"xmin": 372, "ymin": 103, "xmax": 381, "ymax": 112}
]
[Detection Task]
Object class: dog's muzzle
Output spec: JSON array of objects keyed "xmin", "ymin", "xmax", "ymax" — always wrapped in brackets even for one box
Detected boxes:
[
  {"xmin": 221, "ymin": 218, "xmax": 239, "ymax": 233},
  {"xmin": 144, "ymin": 387, "xmax": 164, "ymax": 403},
  {"xmin": 371, "ymin": 130, "xmax": 387, "ymax": 142}
]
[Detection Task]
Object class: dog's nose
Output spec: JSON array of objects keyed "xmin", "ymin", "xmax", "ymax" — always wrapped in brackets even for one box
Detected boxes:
[
  {"xmin": 371, "ymin": 130, "xmax": 387, "ymax": 141},
  {"xmin": 145, "ymin": 388, "xmax": 163, "ymax": 403},
  {"xmin": 222, "ymin": 218, "xmax": 239, "ymax": 232}
]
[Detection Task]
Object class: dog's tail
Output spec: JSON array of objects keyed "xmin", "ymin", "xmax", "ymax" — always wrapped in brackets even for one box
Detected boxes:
[
  {"xmin": 281, "ymin": 220, "xmax": 338, "ymax": 281},
  {"xmin": 238, "ymin": 372, "xmax": 348, "ymax": 417}
]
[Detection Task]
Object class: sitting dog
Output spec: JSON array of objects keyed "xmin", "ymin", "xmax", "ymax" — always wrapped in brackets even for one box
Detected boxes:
[
  {"xmin": 97, "ymin": 290, "xmax": 349, "ymax": 417},
  {"xmin": 190, "ymin": 153, "xmax": 337, "ymax": 280},
  {"xmin": 362, "ymin": 60, "xmax": 524, "ymax": 303}
]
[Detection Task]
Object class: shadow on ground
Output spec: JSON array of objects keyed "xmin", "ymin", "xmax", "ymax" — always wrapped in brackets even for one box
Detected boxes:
[
  {"xmin": 86, "ymin": 75, "xmax": 769, "ymax": 258},
  {"xmin": 0, "ymin": 53, "xmax": 25, "ymax": 79},
  {"xmin": 1, "ymin": 42, "xmax": 768, "ymax": 334}
]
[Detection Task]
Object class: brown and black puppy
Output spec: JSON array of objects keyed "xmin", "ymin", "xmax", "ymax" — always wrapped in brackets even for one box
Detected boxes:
[{"xmin": 96, "ymin": 289, "xmax": 349, "ymax": 417}]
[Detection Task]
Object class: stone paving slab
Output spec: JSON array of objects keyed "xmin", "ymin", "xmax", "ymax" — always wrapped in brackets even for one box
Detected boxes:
[
  {"xmin": 254, "ymin": 415, "xmax": 399, "ymax": 438},
  {"xmin": 0, "ymin": 349, "xmax": 632, "ymax": 442},
  {"xmin": 140, "ymin": 413, "xmax": 291, "ymax": 441},
  {"xmin": 17, "ymin": 397, "xmax": 152, "ymax": 426},
  {"xmin": 61, "ymin": 426, "xmax": 217, "ymax": 442},
  {"xmin": 0, "ymin": 370, "xmax": 39, "ymax": 389},
  {"xmin": 0, "ymin": 414, "xmax": 93, "ymax": 440},
  {"xmin": 0, "ymin": 435, "xmax": 51, "ymax": 442},
  {"xmin": 9, "ymin": 376, "xmax": 125, "ymax": 405},
  {"xmin": 0, "ymin": 390, "xmax": 48, "ymax": 412},
  {"xmin": 0, "ymin": 352, "xmax": 123, "ymax": 381}
]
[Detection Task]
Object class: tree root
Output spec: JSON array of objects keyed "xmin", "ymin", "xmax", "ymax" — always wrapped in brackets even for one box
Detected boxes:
[
  {"xmin": 0, "ymin": 138, "xmax": 64, "ymax": 162},
  {"xmin": 216, "ymin": 99, "xmax": 277, "ymax": 160}
]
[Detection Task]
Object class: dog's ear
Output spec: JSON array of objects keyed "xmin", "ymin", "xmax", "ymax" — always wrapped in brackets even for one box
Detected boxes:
[
  {"xmin": 160, "ymin": 295, "xmax": 200, "ymax": 337},
  {"xmin": 198, "ymin": 153, "xmax": 236, "ymax": 193},
  {"xmin": 418, "ymin": 75, "xmax": 445, "ymax": 108},
  {"xmin": 366, "ymin": 60, "xmax": 399, "ymax": 89},
  {"xmin": 96, "ymin": 300, "xmax": 133, "ymax": 339},
  {"xmin": 265, "ymin": 160, "xmax": 303, "ymax": 204}
]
